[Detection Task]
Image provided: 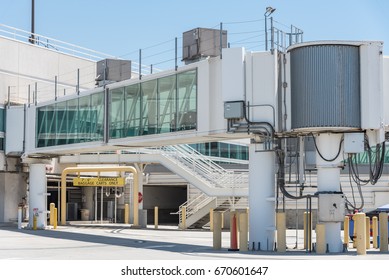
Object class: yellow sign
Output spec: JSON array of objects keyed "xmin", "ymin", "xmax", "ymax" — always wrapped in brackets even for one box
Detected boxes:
[{"xmin": 73, "ymin": 177, "xmax": 125, "ymax": 187}]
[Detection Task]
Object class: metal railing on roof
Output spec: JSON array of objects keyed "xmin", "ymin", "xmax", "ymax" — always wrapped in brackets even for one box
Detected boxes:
[{"xmin": 0, "ymin": 23, "xmax": 115, "ymax": 61}]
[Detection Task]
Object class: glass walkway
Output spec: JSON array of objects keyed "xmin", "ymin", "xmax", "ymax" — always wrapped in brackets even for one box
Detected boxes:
[{"xmin": 36, "ymin": 69, "xmax": 197, "ymax": 148}]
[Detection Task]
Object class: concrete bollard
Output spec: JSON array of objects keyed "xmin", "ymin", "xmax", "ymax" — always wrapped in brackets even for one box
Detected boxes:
[
  {"xmin": 365, "ymin": 217, "xmax": 370, "ymax": 250},
  {"xmin": 316, "ymin": 223, "xmax": 326, "ymax": 254},
  {"xmin": 239, "ymin": 213, "xmax": 248, "ymax": 252},
  {"xmin": 344, "ymin": 216, "xmax": 349, "ymax": 248},
  {"xmin": 355, "ymin": 213, "xmax": 366, "ymax": 255},
  {"xmin": 303, "ymin": 211, "xmax": 312, "ymax": 251},
  {"xmin": 124, "ymin": 204, "xmax": 129, "ymax": 224},
  {"xmin": 154, "ymin": 206, "xmax": 158, "ymax": 229},
  {"xmin": 180, "ymin": 206, "xmax": 187, "ymax": 229},
  {"xmin": 210, "ymin": 208, "xmax": 214, "ymax": 231},
  {"xmin": 213, "ymin": 212, "xmax": 222, "ymax": 250},
  {"xmin": 49, "ymin": 203, "xmax": 55, "ymax": 226},
  {"xmin": 372, "ymin": 216, "xmax": 378, "ymax": 249},
  {"xmin": 276, "ymin": 212, "xmax": 286, "ymax": 253},
  {"xmin": 379, "ymin": 212, "xmax": 388, "ymax": 252}
]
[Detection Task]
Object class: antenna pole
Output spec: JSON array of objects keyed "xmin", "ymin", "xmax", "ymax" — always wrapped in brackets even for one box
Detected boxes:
[{"xmin": 30, "ymin": 0, "xmax": 35, "ymax": 44}]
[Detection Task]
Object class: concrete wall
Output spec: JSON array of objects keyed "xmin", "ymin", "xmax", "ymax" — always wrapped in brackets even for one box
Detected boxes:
[
  {"xmin": 0, "ymin": 172, "xmax": 26, "ymax": 223},
  {"xmin": 0, "ymin": 36, "xmax": 97, "ymax": 104}
]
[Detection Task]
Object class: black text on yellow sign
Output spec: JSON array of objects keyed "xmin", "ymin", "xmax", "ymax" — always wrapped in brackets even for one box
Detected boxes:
[{"xmin": 73, "ymin": 177, "xmax": 125, "ymax": 187}]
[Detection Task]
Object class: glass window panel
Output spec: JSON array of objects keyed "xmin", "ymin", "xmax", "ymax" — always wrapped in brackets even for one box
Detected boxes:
[
  {"xmin": 0, "ymin": 108, "xmax": 5, "ymax": 132},
  {"xmin": 125, "ymin": 84, "xmax": 141, "ymax": 136},
  {"xmin": 91, "ymin": 92, "xmax": 104, "ymax": 141},
  {"xmin": 141, "ymin": 80, "xmax": 157, "ymax": 135},
  {"xmin": 79, "ymin": 95, "xmax": 91, "ymax": 142},
  {"xmin": 210, "ymin": 142, "xmax": 219, "ymax": 157},
  {"xmin": 55, "ymin": 101, "xmax": 68, "ymax": 146},
  {"xmin": 177, "ymin": 70, "xmax": 197, "ymax": 130},
  {"xmin": 220, "ymin": 142, "xmax": 229, "ymax": 158},
  {"xmin": 66, "ymin": 98, "xmax": 79, "ymax": 144},
  {"xmin": 109, "ymin": 88, "xmax": 125, "ymax": 139},
  {"xmin": 158, "ymin": 75, "xmax": 176, "ymax": 133},
  {"xmin": 36, "ymin": 106, "xmax": 47, "ymax": 147}
]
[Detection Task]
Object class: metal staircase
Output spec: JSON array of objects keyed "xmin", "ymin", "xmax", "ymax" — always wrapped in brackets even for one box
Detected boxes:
[{"xmin": 153, "ymin": 144, "xmax": 248, "ymax": 229}]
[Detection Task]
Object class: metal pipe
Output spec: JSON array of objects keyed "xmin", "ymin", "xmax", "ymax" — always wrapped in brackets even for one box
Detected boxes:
[
  {"xmin": 139, "ymin": 49, "xmax": 142, "ymax": 80},
  {"xmin": 213, "ymin": 212, "xmax": 222, "ymax": 250},
  {"xmin": 365, "ymin": 216, "xmax": 370, "ymax": 249},
  {"xmin": 356, "ymin": 213, "xmax": 366, "ymax": 255},
  {"xmin": 60, "ymin": 166, "xmax": 138, "ymax": 226},
  {"xmin": 210, "ymin": 208, "xmax": 214, "ymax": 231},
  {"xmin": 100, "ymin": 187, "xmax": 103, "ymax": 224},
  {"xmin": 154, "ymin": 206, "xmax": 158, "ymax": 229},
  {"xmin": 18, "ymin": 206, "xmax": 22, "ymax": 229},
  {"xmin": 55, "ymin": 76, "xmax": 58, "ymax": 101},
  {"xmin": 124, "ymin": 203, "xmax": 129, "ymax": 224},
  {"xmin": 77, "ymin": 69, "xmax": 80, "ymax": 95},
  {"xmin": 276, "ymin": 212, "xmax": 286, "ymax": 252},
  {"xmin": 219, "ymin": 22, "xmax": 223, "ymax": 59},
  {"xmin": 7, "ymin": 86, "xmax": 10, "ymax": 108},
  {"xmin": 30, "ymin": 0, "xmax": 35, "ymax": 44},
  {"xmin": 379, "ymin": 212, "xmax": 388, "ymax": 252},
  {"xmin": 239, "ymin": 212, "xmax": 248, "ymax": 252},
  {"xmin": 344, "ymin": 216, "xmax": 350, "ymax": 247},
  {"xmin": 175, "ymin": 37, "xmax": 178, "ymax": 71},
  {"xmin": 316, "ymin": 223, "xmax": 326, "ymax": 254},
  {"xmin": 372, "ymin": 216, "xmax": 378, "ymax": 248},
  {"xmin": 49, "ymin": 203, "xmax": 55, "ymax": 226}
]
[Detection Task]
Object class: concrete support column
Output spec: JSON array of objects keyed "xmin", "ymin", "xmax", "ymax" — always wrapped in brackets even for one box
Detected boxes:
[
  {"xmin": 28, "ymin": 162, "xmax": 47, "ymax": 229},
  {"xmin": 248, "ymin": 143, "xmax": 275, "ymax": 251},
  {"xmin": 315, "ymin": 133, "xmax": 343, "ymax": 253},
  {"xmin": 83, "ymin": 187, "xmax": 94, "ymax": 220}
]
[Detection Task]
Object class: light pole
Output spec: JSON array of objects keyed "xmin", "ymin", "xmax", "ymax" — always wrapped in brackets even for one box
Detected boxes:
[{"xmin": 264, "ymin": 6, "xmax": 276, "ymax": 51}]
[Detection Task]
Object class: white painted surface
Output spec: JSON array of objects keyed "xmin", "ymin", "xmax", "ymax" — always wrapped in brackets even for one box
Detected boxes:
[{"xmin": 248, "ymin": 143, "xmax": 275, "ymax": 251}]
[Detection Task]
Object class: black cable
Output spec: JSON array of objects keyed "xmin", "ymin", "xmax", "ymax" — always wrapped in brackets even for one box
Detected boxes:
[{"xmin": 310, "ymin": 133, "xmax": 343, "ymax": 162}]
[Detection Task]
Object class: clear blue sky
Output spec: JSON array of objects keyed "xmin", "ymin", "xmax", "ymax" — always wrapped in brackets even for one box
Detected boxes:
[{"xmin": 0, "ymin": 0, "xmax": 388, "ymax": 66}]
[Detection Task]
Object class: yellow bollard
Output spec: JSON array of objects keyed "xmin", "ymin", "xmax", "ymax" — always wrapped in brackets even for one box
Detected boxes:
[
  {"xmin": 372, "ymin": 216, "xmax": 378, "ymax": 249},
  {"xmin": 181, "ymin": 206, "xmax": 187, "ymax": 229},
  {"xmin": 379, "ymin": 212, "xmax": 388, "ymax": 252},
  {"xmin": 355, "ymin": 213, "xmax": 366, "ymax": 255},
  {"xmin": 276, "ymin": 212, "xmax": 286, "ymax": 253},
  {"xmin": 344, "ymin": 216, "xmax": 349, "ymax": 248},
  {"xmin": 154, "ymin": 206, "xmax": 158, "ymax": 229},
  {"xmin": 239, "ymin": 213, "xmax": 248, "ymax": 252},
  {"xmin": 213, "ymin": 212, "xmax": 222, "ymax": 250},
  {"xmin": 316, "ymin": 223, "xmax": 326, "ymax": 254},
  {"xmin": 124, "ymin": 204, "xmax": 129, "ymax": 224},
  {"xmin": 33, "ymin": 214, "xmax": 37, "ymax": 230},
  {"xmin": 221, "ymin": 212, "xmax": 224, "ymax": 229},
  {"xmin": 303, "ymin": 211, "xmax": 312, "ymax": 251},
  {"xmin": 49, "ymin": 203, "xmax": 55, "ymax": 226},
  {"xmin": 53, "ymin": 208, "xmax": 58, "ymax": 229},
  {"xmin": 365, "ymin": 217, "xmax": 370, "ymax": 250},
  {"xmin": 210, "ymin": 208, "xmax": 214, "ymax": 231}
]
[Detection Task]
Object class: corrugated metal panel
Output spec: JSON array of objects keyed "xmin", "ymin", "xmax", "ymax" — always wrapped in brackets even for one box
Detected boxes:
[{"xmin": 290, "ymin": 44, "xmax": 361, "ymax": 130}]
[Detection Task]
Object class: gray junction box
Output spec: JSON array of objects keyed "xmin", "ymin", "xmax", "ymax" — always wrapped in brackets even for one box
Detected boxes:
[{"xmin": 318, "ymin": 193, "xmax": 345, "ymax": 222}]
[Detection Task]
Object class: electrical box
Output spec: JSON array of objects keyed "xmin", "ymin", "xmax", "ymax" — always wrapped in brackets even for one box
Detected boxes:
[
  {"xmin": 224, "ymin": 101, "xmax": 244, "ymax": 119},
  {"xmin": 318, "ymin": 193, "xmax": 345, "ymax": 222},
  {"xmin": 182, "ymin": 28, "xmax": 227, "ymax": 63},
  {"xmin": 96, "ymin": 59, "xmax": 132, "ymax": 84},
  {"xmin": 344, "ymin": 133, "xmax": 364, "ymax": 153}
]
